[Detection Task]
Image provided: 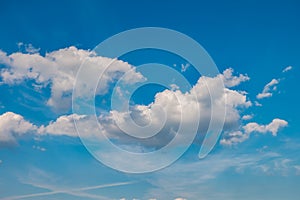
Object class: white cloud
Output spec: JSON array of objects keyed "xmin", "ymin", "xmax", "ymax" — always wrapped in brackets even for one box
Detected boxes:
[
  {"xmin": 0, "ymin": 68, "xmax": 258, "ymax": 150},
  {"xmin": 38, "ymin": 114, "xmax": 103, "ymax": 139},
  {"xmin": 0, "ymin": 46, "xmax": 144, "ymax": 112},
  {"xmin": 221, "ymin": 118, "xmax": 288, "ymax": 145},
  {"xmin": 0, "ymin": 112, "xmax": 37, "ymax": 143},
  {"xmin": 101, "ymin": 69, "xmax": 251, "ymax": 147},
  {"xmin": 282, "ymin": 66, "xmax": 292, "ymax": 73},
  {"xmin": 48, "ymin": 105, "xmax": 286, "ymax": 149},
  {"xmin": 221, "ymin": 68, "xmax": 250, "ymax": 87},
  {"xmin": 0, "ymin": 112, "xmax": 103, "ymax": 145},
  {"xmin": 220, "ymin": 131, "xmax": 249, "ymax": 145},
  {"xmin": 256, "ymin": 92, "xmax": 272, "ymax": 99},
  {"xmin": 0, "ymin": 48, "xmax": 288, "ymax": 150},
  {"xmin": 242, "ymin": 114, "xmax": 253, "ymax": 120},
  {"xmin": 256, "ymin": 78, "xmax": 279, "ymax": 99},
  {"xmin": 2, "ymin": 69, "xmax": 252, "ymax": 148},
  {"xmin": 244, "ymin": 118, "xmax": 288, "ymax": 136},
  {"xmin": 38, "ymin": 114, "xmax": 82, "ymax": 137},
  {"xmin": 0, "ymin": 46, "xmax": 255, "ymax": 144}
]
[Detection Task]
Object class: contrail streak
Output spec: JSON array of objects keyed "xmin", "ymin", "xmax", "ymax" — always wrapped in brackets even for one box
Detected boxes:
[{"xmin": 1, "ymin": 181, "xmax": 135, "ymax": 200}]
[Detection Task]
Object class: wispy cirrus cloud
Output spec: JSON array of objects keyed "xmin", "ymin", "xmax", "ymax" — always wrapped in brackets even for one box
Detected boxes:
[{"xmin": 143, "ymin": 150, "xmax": 284, "ymax": 199}]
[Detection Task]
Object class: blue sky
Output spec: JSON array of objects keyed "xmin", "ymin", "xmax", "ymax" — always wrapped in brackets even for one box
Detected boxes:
[{"xmin": 1, "ymin": 0, "xmax": 300, "ymax": 199}]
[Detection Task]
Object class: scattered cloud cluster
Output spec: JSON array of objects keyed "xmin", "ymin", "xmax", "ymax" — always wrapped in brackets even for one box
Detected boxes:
[
  {"xmin": 17, "ymin": 42, "xmax": 41, "ymax": 54},
  {"xmin": 0, "ymin": 46, "xmax": 289, "ymax": 150},
  {"xmin": 0, "ymin": 66, "xmax": 252, "ymax": 148},
  {"xmin": 255, "ymin": 66, "xmax": 292, "ymax": 102}
]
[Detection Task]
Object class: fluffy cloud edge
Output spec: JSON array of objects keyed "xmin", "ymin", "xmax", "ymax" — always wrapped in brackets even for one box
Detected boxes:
[
  {"xmin": 0, "ymin": 46, "xmax": 145, "ymax": 112},
  {"xmin": 220, "ymin": 118, "xmax": 288, "ymax": 146},
  {"xmin": 0, "ymin": 112, "xmax": 37, "ymax": 144}
]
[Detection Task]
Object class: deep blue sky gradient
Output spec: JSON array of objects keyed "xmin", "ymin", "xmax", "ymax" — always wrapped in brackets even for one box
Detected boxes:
[{"xmin": 1, "ymin": 1, "xmax": 300, "ymax": 199}]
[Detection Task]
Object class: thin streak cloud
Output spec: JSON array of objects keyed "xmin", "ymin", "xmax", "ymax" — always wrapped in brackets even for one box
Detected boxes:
[{"xmin": 1, "ymin": 181, "xmax": 136, "ymax": 200}]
